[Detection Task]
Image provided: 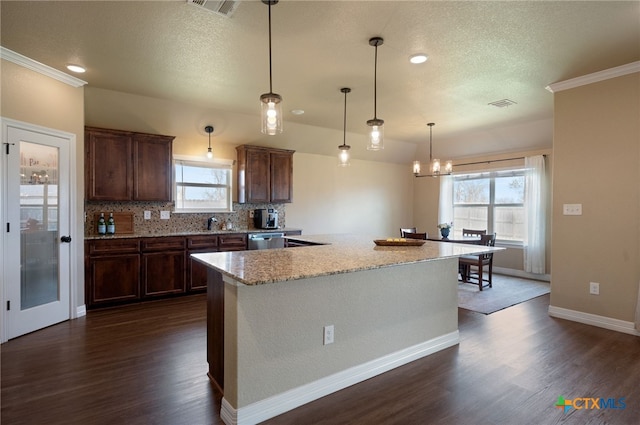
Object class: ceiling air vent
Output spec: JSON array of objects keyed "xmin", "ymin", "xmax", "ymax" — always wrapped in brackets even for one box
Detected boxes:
[
  {"xmin": 488, "ymin": 99, "xmax": 517, "ymax": 108},
  {"xmin": 187, "ymin": 0, "xmax": 239, "ymax": 18}
]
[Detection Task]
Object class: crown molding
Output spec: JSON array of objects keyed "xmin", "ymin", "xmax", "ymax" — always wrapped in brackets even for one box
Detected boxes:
[
  {"xmin": 0, "ymin": 46, "xmax": 87, "ymax": 88},
  {"xmin": 545, "ymin": 61, "xmax": 640, "ymax": 93}
]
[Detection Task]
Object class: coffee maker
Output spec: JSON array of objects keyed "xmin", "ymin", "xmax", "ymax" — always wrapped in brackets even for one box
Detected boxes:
[{"xmin": 254, "ymin": 208, "xmax": 279, "ymax": 229}]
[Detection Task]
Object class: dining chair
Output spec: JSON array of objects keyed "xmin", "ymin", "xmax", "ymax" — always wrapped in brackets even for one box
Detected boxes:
[
  {"xmin": 404, "ymin": 232, "xmax": 427, "ymax": 240},
  {"xmin": 400, "ymin": 227, "xmax": 417, "ymax": 237},
  {"xmin": 458, "ymin": 233, "xmax": 496, "ymax": 291},
  {"xmin": 462, "ymin": 228, "xmax": 486, "ymax": 237}
]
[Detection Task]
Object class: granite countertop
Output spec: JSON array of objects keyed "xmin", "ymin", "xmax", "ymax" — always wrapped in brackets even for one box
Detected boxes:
[
  {"xmin": 85, "ymin": 228, "xmax": 302, "ymax": 240},
  {"xmin": 191, "ymin": 233, "xmax": 503, "ymax": 286}
]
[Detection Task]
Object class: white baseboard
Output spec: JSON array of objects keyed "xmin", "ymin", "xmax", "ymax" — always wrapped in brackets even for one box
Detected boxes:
[
  {"xmin": 220, "ymin": 330, "xmax": 460, "ymax": 425},
  {"xmin": 493, "ymin": 267, "xmax": 550, "ymax": 282},
  {"xmin": 76, "ymin": 304, "xmax": 86, "ymax": 318},
  {"xmin": 548, "ymin": 305, "xmax": 640, "ymax": 336}
]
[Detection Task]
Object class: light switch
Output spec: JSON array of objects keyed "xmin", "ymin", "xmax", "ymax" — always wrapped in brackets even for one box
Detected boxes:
[
  {"xmin": 144, "ymin": 211, "xmax": 151, "ymax": 220},
  {"xmin": 160, "ymin": 211, "xmax": 170, "ymax": 220},
  {"xmin": 563, "ymin": 204, "xmax": 582, "ymax": 216}
]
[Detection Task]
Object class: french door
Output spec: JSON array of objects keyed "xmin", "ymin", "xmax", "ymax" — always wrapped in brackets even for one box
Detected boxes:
[{"xmin": 2, "ymin": 119, "xmax": 72, "ymax": 340}]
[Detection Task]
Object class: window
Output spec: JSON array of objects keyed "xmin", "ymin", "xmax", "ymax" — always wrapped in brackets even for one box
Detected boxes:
[
  {"xmin": 451, "ymin": 170, "xmax": 525, "ymax": 242},
  {"xmin": 173, "ymin": 156, "xmax": 233, "ymax": 213}
]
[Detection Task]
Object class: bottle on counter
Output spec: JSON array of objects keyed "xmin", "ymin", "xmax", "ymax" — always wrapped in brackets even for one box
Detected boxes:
[
  {"xmin": 97, "ymin": 213, "xmax": 107, "ymax": 235},
  {"xmin": 107, "ymin": 213, "xmax": 116, "ymax": 235}
]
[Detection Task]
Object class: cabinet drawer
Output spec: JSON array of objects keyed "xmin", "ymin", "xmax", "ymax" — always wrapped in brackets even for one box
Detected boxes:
[
  {"xmin": 141, "ymin": 237, "xmax": 185, "ymax": 252},
  {"xmin": 187, "ymin": 235, "xmax": 219, "ymax": 250},
  {"xmin": 87, "ymin": 238, "xmax": 140, "ymax": 255},
  {"xmin": 219, "ymin": 233, "xmax": 247, "ymax": 251}
]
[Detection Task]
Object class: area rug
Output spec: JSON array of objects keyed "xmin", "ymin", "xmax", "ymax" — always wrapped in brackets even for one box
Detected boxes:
[{"xmin": 458, "ymin": 274, "xmax": 550, "ymax": 314}]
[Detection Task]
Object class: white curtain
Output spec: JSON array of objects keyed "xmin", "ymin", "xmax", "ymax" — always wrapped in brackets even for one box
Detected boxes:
[
  {"xmin": 439, "ymin": 175, "xmax": 454, "ymax": 226},
  {"xmin": 524, "ymin": 155, "xmax": 546, "ymax": 274}
]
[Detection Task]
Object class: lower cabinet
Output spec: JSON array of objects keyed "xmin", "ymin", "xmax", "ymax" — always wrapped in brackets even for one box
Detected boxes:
[
  {"xmin": 141, "ymin": 237, "xmax": 186, "ymax": 297},
  {"xmin": 85, "ymin": 233, "xmax": 248, "ymax": 309},
  {"xmin": 187, "ymin": 235, "xmax": 219, "ymax": 292},
  {"xmin": 85, "ymin": 238, "xmax": 141, "ymax": 308}
]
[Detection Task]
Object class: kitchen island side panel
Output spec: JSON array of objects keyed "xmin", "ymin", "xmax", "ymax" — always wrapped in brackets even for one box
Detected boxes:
[{"xmin": 223, "ymin": 258, "xmax": 458, "ymax": 409}]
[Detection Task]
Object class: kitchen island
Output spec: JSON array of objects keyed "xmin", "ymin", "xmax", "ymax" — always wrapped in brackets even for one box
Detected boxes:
[{"xmin": 192, "ymin": 234, "xmax": 500, "ymax": 425}]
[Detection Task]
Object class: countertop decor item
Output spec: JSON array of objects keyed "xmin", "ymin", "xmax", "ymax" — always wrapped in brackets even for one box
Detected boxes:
[{"xmin": 374, "ymin": 238, "xmax": 425, "ymax": 246}]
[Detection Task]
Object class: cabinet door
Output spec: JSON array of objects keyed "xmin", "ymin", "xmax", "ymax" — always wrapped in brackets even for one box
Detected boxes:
[
  {"xmin": 87, "ymin": 253, "xmax": 140, "ymax": 307},
  {"xmin": 270, "ymin": 151, "xmax": 293, "ymax": 203},
  {"xmin": 187, "ymin": 236, "xmax": 218, "ymax": 292},
  {"xmin": 86, "ymin": 129, "xmax": 133, "ymax": 200},
  {"xmin": 188, "ymin": 250, "xmax": 215, "ymax": 292},
  {"xmin": 219, "ymin": 233, "xmax": 247, "ymax": 251},
  {"xmin": 142, "ymin": 251, "xmax": 186, "ymax": 297},
  {"xmin": 245, "ymin": 148, "xmax": 270, "ymax": 203},
  {"xmin": 134, "ymin": 135, "xmax": 173, "ymax": 201}
]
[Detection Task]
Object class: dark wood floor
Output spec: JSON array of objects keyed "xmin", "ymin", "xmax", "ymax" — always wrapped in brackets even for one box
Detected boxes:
[{"xmin": 2, "ymin": 291, "xmax": 639, "ymax": 425}]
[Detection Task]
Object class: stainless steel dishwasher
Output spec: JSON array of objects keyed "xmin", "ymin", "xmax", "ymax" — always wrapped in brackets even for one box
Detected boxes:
[{"xmin": 247, "ymin": 232, "xmax": 285, "ymax": 250}]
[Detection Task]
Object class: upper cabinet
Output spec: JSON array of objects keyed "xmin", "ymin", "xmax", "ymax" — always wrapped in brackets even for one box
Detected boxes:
[
  {"xmin": 85, "ymin": 127, "xmax": 174, "ymax": 201},
  {"xmin": 236, "ymin": 145, "xmax": 294, "ymax": 204}
]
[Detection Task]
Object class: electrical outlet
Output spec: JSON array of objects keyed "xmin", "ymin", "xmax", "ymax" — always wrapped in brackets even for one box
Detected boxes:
[
  {"xmin": 563, "ymin": 203, "xmax": 582, "ymax": 216},
  {"xmin": 160, "ymin": 211, "xmax": 170, "ymax": 220},
  {"xmin": 590, "ymin": 282, "xmax": 600, "ymax": 295},
  {"xmin": 144, "ymin": 211, "xmax": 151, "ymax": 220},
  {"xmin": 323, "ymin": 325, "xmax": 334, "ymax": 345},
  {"xmin": 249, "ymin": 210, "xmax": 255, "ymax": 218}
]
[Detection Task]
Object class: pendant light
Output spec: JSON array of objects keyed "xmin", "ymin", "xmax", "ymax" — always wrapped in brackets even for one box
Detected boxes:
[
  {"xmin": 413, "ymin": 123, "xmax": 452, "ymax": 177},
  {"xmin": 366, "ymin": 37, "xmax": 384, "ymax": 151},
  {"xmin": 260, "ymin": 0, "xmax": 283, "ymax": 135},
  {"xmin": 205, "ymin": 125, "xmax": 214, "ymax": 159},
  {"xmin": 338, "ymin": 87, "xmax": 351, "ymax": 167}
]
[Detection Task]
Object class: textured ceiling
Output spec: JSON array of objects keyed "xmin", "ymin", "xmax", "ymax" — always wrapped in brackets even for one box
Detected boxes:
[{"xmin": 1, "ymin": 1, "xmax": 639, "ymax": 163}]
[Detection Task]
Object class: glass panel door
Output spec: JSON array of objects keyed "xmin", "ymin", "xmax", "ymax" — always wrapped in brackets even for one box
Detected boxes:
[{"xmin": 20, "ymin": 142, "xmax": 60, "ymax": 309}]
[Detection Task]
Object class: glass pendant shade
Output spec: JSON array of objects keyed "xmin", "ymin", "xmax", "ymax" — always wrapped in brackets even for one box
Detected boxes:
[
  {"xmin": 444, "ymin": 160, "xmax": 453, "ymax": 174},
  {"xmin": 338, "ymin": 146, "xmax": 351, "ymax": 166},
  {"xmin": 260, "ymin": 93, "xmax": 283, "ymax": 135},
  {"xmin": 367, "ymin": 118, "xmax": 384, "ymax": 150},
  {"xmin": 207, "ymin": 147, "xmax": 213, "ymax": 159},
  {"xmin": 431, "ymin": 158, "xmax": 441, "ymax": 175},
  {"xmin": 413, "ymin": 161, "xmax": 421, "ymax": 175}
]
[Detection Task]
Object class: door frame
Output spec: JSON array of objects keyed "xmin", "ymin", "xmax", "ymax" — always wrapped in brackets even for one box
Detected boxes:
[{"xmin": 1, "ymin": 117, "xmax": 79, "ymax": 343}]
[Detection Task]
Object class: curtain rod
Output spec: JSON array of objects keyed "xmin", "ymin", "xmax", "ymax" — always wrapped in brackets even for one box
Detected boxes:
[{"xmin": 414, "ymin": 154, "xmax": 546, "ymax": 178}]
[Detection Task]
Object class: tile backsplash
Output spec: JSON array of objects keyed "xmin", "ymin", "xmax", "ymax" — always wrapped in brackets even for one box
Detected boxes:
[{"xmin": 85, "ymin": 202, "xmax": 286, "ymax": 236}]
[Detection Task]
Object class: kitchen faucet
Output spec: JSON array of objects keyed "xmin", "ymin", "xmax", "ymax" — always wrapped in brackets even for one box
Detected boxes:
[{"xmin": 207, "ymin": 216, "xmax": 218, "ymax": 230}]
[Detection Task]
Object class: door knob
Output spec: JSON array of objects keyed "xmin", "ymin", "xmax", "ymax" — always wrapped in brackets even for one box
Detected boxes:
[{"xmin": 60, "ymin": 235, "xmax": 72, "ymax": 243}]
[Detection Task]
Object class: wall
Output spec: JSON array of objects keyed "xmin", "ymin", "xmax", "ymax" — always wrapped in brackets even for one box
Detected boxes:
[
  {"xmin": 286, "ymin": 153, "xmax": 414, "ymax": 236},
  {"xmin": 550, "ymin": 71, "xmax": 640, "ymax": 322},
  {"xmin": 1, "ymin": 59, "xmax": 86, "ymax": 309},
  {"xmin": 412, "ymin": 149, "xmax": 553, "ymax": 275}
]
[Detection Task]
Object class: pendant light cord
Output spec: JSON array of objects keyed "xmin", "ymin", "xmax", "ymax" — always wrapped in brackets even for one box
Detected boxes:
[
  {"xmin": 268, "ymin": 2, "xmax": 273, "ymax": 94},
  {"xmin": 373, "ymin": 44, "xmax": 378, "ymax": 119},
  {"xmin": 343, "ymin": 90, "xmax": 347, "ymax": 146}
]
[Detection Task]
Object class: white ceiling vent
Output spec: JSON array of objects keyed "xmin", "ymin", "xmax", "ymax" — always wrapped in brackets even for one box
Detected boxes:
[
  {"xmin": 187, "ymin": 0, "xmax": 239, "ymax": 18},
  {"xmin": 488, "ymin": 99, "xmax": 517, "ymax": 108}
]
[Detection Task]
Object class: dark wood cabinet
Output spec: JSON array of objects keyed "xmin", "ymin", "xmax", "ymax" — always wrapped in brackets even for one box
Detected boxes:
[
  {"xmin": 236, "ymin": 145, "xmax": 294, "ymax": 203},
  {"xmin": 85, "ymin": 127, "xmax": 174, "ymax": 201},
  {"xmin": 85, "ymin": 238, "xmax": 141, "ymax": 308},
  {"xmin": 218, "ymin": 233, "xmax": 248, "ymax": 251},
  {"xmin": 187, "ymin": 235, "xmax": 219, "ymax": 292},
  {"xmin": 141, "ymin": 237, "xmax": 186, "ymax": 297},
  {"xmin": 85, "ymin": 233, "xmax": 250, "ymax": 308},
  {"xmin": 85, "ymin": 129, "xmax": 133, "ymax": 201}
]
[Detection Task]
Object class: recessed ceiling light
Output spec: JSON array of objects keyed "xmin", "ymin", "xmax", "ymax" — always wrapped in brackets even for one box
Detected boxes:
[
  {"xmin": 409, "ymin": 54, "xmax": 428, "ymax": 64},
  {"xmin": 66, "ymin": 64, "xmax": 86, "ymax": 73},
  {"xmin": 290, "ymin": 109, "xmax": 305, "ymax": 115}
]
